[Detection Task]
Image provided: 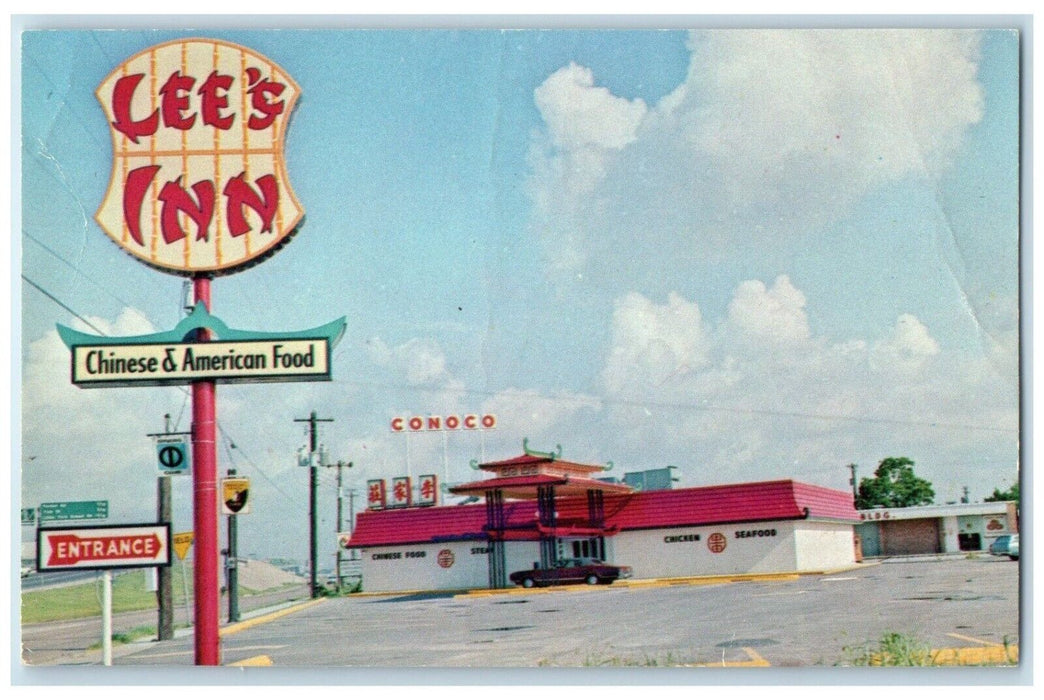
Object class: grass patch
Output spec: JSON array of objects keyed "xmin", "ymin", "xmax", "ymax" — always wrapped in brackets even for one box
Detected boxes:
[
  {"xmin": 88, "ymin": 625, "xmax": 158, "ymax": 649},
  {"xmin": 582, "ymin": 650, "xmax": 696, "ymax": 667},
  {"xmin": 841, "ymin": 632, "xmax": 1019, "ymax": 667},
  {"xmin": 21, "ymin": 560, "xmax": 195, "ymax": 624},
  {"xmin": 538, "ymin": 646, "xmax": 699, "ymax": 667},
  {"xmin": 844, "ymin": 632, "xmax": 934, "ymax": 666}
]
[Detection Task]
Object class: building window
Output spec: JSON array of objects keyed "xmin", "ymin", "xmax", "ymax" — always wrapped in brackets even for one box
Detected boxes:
[{"xmin": 958, "ymin": 533, "xmax": 982, "ymax": 551}]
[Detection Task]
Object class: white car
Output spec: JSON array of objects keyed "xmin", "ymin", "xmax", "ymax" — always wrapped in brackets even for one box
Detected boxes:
[{"xmin": 1008, "ymin": 534, "xmax": 1019, "ymax": 561}]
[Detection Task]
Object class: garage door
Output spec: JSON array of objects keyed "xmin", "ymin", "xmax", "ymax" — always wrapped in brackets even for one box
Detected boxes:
[{"xmin": 881, "ymin": 519, "xmax": 940, "ymax": 555}]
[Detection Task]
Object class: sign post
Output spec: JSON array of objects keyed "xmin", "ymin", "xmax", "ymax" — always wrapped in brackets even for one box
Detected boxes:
[
  {"xmin": 191, "ymin": 275, "xmax": 220, "ymax": 664},
  {"xmin": 74, "ymin": 37, "xmax": 327, "ymax": 666},
  {"xmin": 102, "ymin": 570, "xmax": 113, "ymax": 666},
  {"xmin": 37, "ymin": 522, "xmax": 171, "ymax": 667}
]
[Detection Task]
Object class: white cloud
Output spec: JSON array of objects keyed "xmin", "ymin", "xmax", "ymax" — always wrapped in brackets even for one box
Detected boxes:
[
  {"xmin": 596, "ymin": 279, "xmax": 1013, "ymax": 489},
  {"xmin": 528, "ymin": 63, "xmax": 648, "ymax": 273},
  {"xmin": 725, "ymin": 275, "xmax": 811, "ymax": 346},
  {"xmin": 21, "ymin": 312, "xmax": 187, "ymax": 523},
  {"xmin": 367, "ymin": 336, "xmax": 456, "ymax": 387},
  {"xmin": 681, "ymin": 30, "xmax": 983, "ymax": 204},
  {"xmin": 602, "ymin": 291, "xmax": 711, "ymax": 397},
  {"xmin": 871, "ymin": 313, "xmax": 941, "ymax": 373},
  {"xmin": 534, "ymin": 63, "xmax": 648, "ymax": 152},
  {"xmin": 527, "ymin": 30, "xmax": 985, "ymax": 282},
  {"xmin": 482, "ymin": 387, "xmax": 601, "ymax": 443}
]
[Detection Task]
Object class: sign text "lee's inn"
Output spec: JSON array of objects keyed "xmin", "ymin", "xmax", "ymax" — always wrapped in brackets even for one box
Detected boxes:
[{"xmin": 95, "ymin": 39, "xmax": 304, "ymax": 276}]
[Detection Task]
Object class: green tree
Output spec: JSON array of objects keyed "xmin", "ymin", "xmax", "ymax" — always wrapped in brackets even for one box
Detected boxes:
[
  {"xmin": 854, "ymin": 457, "xmax": 935, "ymax": 509},
  {"xmin": 984, "ymin": 483, "xmax": 1019, "ymax": 505}
]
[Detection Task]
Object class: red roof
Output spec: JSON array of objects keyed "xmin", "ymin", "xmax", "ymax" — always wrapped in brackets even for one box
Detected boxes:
[
  {"xmin": 448, "ymin": 473, "xmax": 634, "ymax": 498},
  {"xmin": 478, "ymin": 453, "xmax": 605, "ymax": 474},
  {"xmin": 449, "ymin": 473, "xmax": 567, "ymax": 491},
  {"xmin": 348, "ymin": 479, "xmax": 858, "ymax": 548},
  {"xmin": 479, "ymin": 454, "xmax": 553, "ymax": 468}
]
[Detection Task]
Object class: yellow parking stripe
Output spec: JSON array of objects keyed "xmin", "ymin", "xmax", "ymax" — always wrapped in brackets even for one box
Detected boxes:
[
  {"xmin": 946, "ymin": 632, "xmax": 1002, "ymax": 646},
  {"xmin": 929, "ymin": 646, "xmax": 1017, "ymax": 666},
  {"xmin": 866, "ymin": 643, "xmax": 1018, "ymax": 666},
  {"xmin": 228, "ymin": 654, "xmax": 273, "ymax": 667},
  {"xmin": 691, "ymin": 647, "xmax": 771, "ymax": 667}
]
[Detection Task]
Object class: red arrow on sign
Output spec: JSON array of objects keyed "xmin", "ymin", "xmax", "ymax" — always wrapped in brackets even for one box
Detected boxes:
[{"xmin": 46, "ymin": 533, "xmax": 163, "ymax": 566}]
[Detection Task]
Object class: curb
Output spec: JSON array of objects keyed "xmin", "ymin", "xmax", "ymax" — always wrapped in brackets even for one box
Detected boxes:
[{"xmin": 219, "ymin": 598, "xmax": 326, "ymax": 636}]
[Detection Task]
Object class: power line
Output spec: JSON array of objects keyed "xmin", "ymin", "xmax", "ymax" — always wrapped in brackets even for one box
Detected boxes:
[
  {"xmin": 322, "ymin": 376, "xmax": 1018, "ymax": 435},
  {"xmin": 23, "ymin": 231, "xmax": 155, "ymax": 327},
  {"xmin": 22, "ymin": 274, "xmax": 108, "ymax": 336},
  {"xmin": 25, "ymin": 269, "xmax": 302, "ymax": 510}
]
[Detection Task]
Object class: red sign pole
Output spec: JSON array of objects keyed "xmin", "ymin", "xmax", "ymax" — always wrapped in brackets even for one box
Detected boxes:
[{"xmin": 192, "ymin": 275, "xmax": 220, "ymax": 665}]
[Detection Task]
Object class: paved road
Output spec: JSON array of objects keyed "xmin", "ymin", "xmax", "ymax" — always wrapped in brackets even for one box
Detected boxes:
[
  {"xmin": 18, "ymin": 583, "xmax": 311, "ymax": 666},
  {"xmin": 24, "ymin": 555, "xmax": 1017, "ymax": 674}
]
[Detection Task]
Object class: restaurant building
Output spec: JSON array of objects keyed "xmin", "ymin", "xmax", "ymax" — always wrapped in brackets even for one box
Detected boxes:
[{"xmin": 347, "ymin": 445, "xmax": 861, "ymax": 592}]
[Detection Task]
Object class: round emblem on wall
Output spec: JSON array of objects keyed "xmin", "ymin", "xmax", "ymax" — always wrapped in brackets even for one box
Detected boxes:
[
  {"xmin": 708, "ymin": 532, "xmax": 727, "ymax": 553},
  {"xmin": 437, "ymin": 549, "xmax": 455, "ymax": 568}
]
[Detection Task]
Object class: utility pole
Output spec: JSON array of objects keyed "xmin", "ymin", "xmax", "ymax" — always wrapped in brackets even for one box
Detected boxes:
[
  {"xmin": 225, "ymin": 468, "xmax": 240, "ymax": 622},
  {"xmin": 147, "ymin": 413, "xmax": 192, "ymax": 641},
  {"xmin": 332, "ymin": 460, "xmax": 352, "ymax": 590},
  {"xmin": 295, "ymin": 411, "xmax": 333, "ymax": 598},
  {"xmin": 156, "ymin": 414, "xmax": 173, "ymax": 640},
  {"xmin": 847, "ymin": 463, "xmax": 858, "ymax": 502},
  {"xmin": 348, "ymin": 488, "xmax": 356, "ymax": 560}
]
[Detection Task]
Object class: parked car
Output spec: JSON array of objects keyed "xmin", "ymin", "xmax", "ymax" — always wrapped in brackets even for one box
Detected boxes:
[
  {"xmin": 509, "ymin": 558, "xmax": 633, "ymax": 588},
  {"xmin": 1007, "ymin": 534, "xmax": 1019, "ymax": 561},
  {"xmin": 989, "ymin": 534, "xmax": 1013, "ymax": 556}
]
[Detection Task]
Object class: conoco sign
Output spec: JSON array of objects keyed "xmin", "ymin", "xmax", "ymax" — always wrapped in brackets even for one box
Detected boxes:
[{"xmin": 95, "ymin": 39, "xmax": 303, "ymax": 276}]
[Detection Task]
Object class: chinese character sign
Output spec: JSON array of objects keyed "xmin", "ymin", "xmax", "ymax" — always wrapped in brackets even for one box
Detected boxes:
[
  {"xmin": 95, "ymin": 38, "xmax": 303, "ymax": 276},
  {"xmin": 417, "ymin": 474, "xmax": 438, "ymax": 506},
  {"xmin": 367, "ymin": 479, "xmax": 386, "ymax": 510},
  {"xmin": 391, "ymin": 476, "xmax": 412, "ymax": 508}
]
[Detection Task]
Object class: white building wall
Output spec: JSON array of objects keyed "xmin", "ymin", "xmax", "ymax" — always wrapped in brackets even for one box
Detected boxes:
[
  {"xmin": 360, "ymin": 541, "xmax": 491, "ymax": 592},
  {"xmin": 505, "ymin": 541, "xmax": 542, "ymax": 576},
  {"xmin": 360, "ymin": 521, "xmax": 856, "ymax": 591},
  {"xmin": 793, "ymin": 522, "xmax": 857, "ymax": 570},
  {"xmin": 940, "ymin": 515, "xmax": 961, "ymax": 553},
  {"xmin": 361, "ymin": 540, "xmax": 545, "ymax": 592},
  {"xmin": 610, "ymin": 522, "xmax": 799, "ymax": 578}
]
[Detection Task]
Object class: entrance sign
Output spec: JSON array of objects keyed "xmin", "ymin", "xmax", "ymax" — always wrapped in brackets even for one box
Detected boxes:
[
  {"xmin": 95, "ymin": 39, "xmax": 303, "ymax": 276},
  {"xmin": 37, "ymin": 523, "xmax": 171, "ymax": 571},
  {"xmin": 156, "ymin": 435, "xmax": 191, "ymax": 476},
  {"xmin": 39, "ymin": 500, "xmax": 109, "ymax": 523}
]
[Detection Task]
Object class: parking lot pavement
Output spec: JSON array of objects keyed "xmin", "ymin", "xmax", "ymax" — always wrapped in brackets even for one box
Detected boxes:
[{"xmin": 27, "ymin": 556, "xmax": 1020, "ymax": 672}]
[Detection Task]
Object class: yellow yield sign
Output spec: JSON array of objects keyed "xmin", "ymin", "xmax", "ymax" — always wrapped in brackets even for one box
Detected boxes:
[{"xmin": 173, "ymin": 532, "xmax": 194, "ymax": 560}]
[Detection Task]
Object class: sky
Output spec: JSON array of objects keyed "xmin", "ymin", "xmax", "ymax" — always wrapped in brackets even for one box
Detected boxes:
[{"xmin": 14, "ymin": 23, "xmax": 1022, "ymax": 567}]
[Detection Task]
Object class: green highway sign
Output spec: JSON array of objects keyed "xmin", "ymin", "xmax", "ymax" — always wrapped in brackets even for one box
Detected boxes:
[
  {"xmin": 21, "ymin": 508, "xmax": 36, "ymax": 525},
  {"xmin": 39, "ymin": 500, "xmax": 109, "ymax": 523}
]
